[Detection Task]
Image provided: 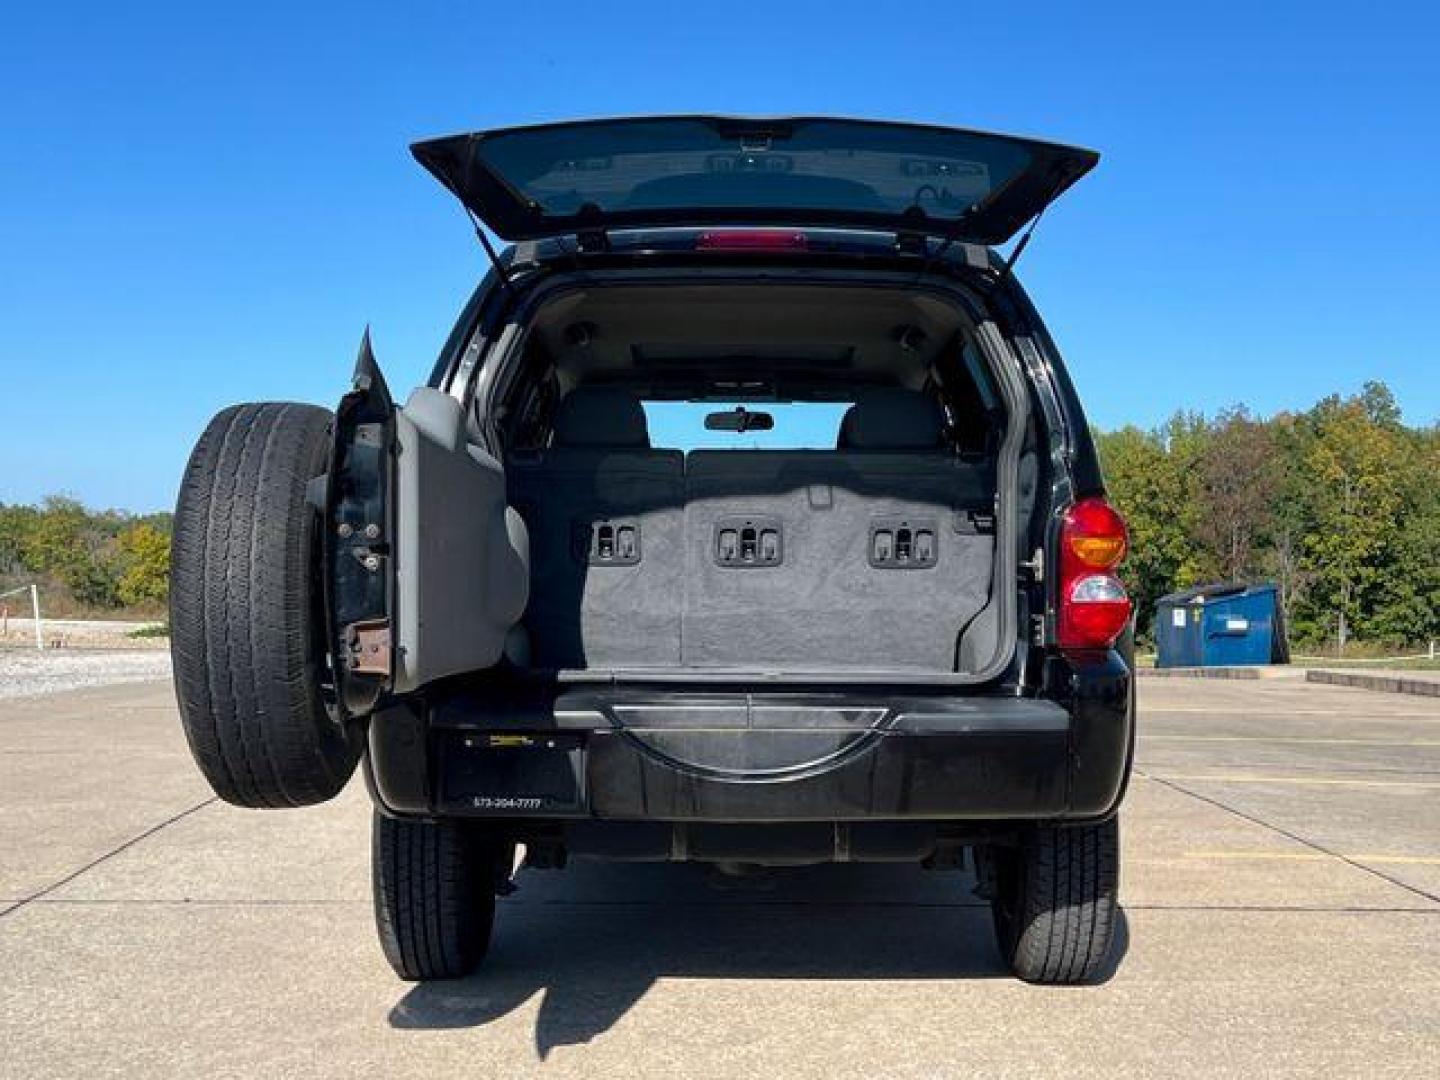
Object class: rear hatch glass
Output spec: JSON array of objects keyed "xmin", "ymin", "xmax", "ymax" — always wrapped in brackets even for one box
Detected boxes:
[{"xmin": 412, "ymin": 116, "xmax": 1098, "ymax": 244}]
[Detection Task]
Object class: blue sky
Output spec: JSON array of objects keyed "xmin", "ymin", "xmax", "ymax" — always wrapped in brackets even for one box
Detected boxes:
[{"xmin": 1, "ymin": 1, "xmax": 1436, "ymax": 511}]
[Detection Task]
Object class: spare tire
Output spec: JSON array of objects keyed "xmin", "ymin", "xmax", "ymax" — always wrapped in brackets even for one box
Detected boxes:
[{"xmin": 170, "ymin": 402, "xmax": 361, "ymax": 807}]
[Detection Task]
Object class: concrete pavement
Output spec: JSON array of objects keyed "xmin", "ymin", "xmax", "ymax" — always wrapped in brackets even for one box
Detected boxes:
[{"xmin": 1, "ymin": 677, "xmax": 1437, "ymax": 1078}]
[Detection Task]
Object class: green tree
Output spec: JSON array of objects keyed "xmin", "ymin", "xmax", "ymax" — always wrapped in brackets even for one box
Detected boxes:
[
  {"xmin": 1158, "ymin": 410, "xmax": 1214, "ymax": 587},
  {"xmin": 23, "ymin": 497, "xmax": 120, "ymax": 607},
  {"xmin": 1189, "ymin": 407, "xmax": 1280, "ymax": 582},
  {"xmin": 1295, "ymin": 391, "xmax": 1408, "ymax": 650},
  {"xmin": 0, "ymin": 504, "xmax": 41, "ymax": 576},
  {"xmin": 1262, "ymin": 412, "xmax": 1318, "ymax": 631},
  {"xmin": 1366, "ymin": 425, "xmax": 1440, "ymax": 645},
  {"xmin": 116, "ymin": 523, "xmax": 171, "ymax": 608}
]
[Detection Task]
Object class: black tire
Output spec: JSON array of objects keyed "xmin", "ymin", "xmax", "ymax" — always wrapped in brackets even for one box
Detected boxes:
[
  {"xmin": 988, "ymin": 818, "xmax": 1120, "ymax": 984},
  {"xmin": 170, "ymin": 402, "xmax": 360, "ymax": 808},
  {"xmin": 372, "ymin": 813, "xmax": 499, "ymax": 980}
]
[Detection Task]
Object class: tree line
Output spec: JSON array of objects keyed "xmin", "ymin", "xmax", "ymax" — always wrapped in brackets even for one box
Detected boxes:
[
  {"xmin": 1096, "ymin": 382, "xmax": 1438, "ymax": 650},
  {"xmin": 1, "ymin": 381, "xmax": 1435, "ymax": 647},
  {"xmin": 0, "ymin": 497, "xmax": 171, "ymax": 617}
]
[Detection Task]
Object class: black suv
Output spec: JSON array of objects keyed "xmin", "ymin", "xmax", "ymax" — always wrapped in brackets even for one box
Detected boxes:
[{"xmin": 170, "ymin": 116, "xmax": 1135, "ymax": 986}]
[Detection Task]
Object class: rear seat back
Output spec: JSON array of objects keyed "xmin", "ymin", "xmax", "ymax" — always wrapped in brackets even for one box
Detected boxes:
[
  {"xmin": 682, "ymin": 390, "xmax": 995, "ymax": 672},
  {"xmin": 836, "ymin": 386, "xmax": 949, "ymax": 451},
  {"xmin": 508, "ymin": 388, "xmax": 684, "ymax": 668},
  {"xmin": 510, "ymin": 386, "xmax": 996, "ymax": 673}
]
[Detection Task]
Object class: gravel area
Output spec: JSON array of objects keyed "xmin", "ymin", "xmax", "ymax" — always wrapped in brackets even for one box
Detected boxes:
[{"xmin": 0, "ymin": 648, "xmax": 173, "ymax": 700}]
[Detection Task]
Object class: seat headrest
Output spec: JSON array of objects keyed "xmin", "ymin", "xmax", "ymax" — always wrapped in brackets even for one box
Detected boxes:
[
  {"xmin": 837, "ymin": 388, "xmax": 945, "ymax": 449},
  {"xmin": 553, "ymin": 386, "xmax": 651, "ymax": 448}
]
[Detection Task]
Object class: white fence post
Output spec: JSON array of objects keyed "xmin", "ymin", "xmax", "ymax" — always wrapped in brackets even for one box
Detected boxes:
[{"xmin": 30, "ymin": 583, "xmax": 43, "ymax": 651}]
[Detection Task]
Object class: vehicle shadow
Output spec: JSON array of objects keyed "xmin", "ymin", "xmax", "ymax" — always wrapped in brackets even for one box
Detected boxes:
[{"xmin": 387, "ymin": 860, "xmax": 1130, "ymax": 1057}]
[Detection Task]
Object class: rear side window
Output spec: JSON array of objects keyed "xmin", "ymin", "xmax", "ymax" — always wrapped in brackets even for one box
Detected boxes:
[{"xmin": 643, "ymin": 402, "xmax": 850, "ymax": 451}]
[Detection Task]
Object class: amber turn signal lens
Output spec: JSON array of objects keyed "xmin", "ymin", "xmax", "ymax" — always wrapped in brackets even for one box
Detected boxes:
[
  {"xmin": 1062, "ymin": 498, "xmax": 1129, "ymax": 569},
  {"xmin": 1067, "ymin": 533, "xmax": 1127, "ymax": 568}
]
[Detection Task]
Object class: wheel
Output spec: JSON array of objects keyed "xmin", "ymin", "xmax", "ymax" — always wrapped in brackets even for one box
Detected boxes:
[
  {"xmin": 372, "ymin": 812, "xmax": 500, "ymax": 980},
  {"xmin": 986, "ymin": 818, "xmax": 1120, "ymax": 984},
  {"xmin": 170, "ymin": 402, "xmax": 361, "ymax": 807}
]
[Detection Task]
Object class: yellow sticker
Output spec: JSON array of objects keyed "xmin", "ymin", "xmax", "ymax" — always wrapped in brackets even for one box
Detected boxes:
[{"xmin": 486, "ymin": 734, "xmax": 533, "ymax": 748}]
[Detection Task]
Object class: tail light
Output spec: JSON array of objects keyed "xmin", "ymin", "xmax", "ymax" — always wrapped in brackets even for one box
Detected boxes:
[
  {"xmin": 1057, "ymin": 497, "xmax": 1133, "ymax": 651},
  {"xmin": 695, "ymin": 229, "xmax": 809, "ymax": 251}
]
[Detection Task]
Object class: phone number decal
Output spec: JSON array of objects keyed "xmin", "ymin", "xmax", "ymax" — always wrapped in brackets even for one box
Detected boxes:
[{"xmin": 471, "ymin": 796, "xmax": 545, "ymax": 810}]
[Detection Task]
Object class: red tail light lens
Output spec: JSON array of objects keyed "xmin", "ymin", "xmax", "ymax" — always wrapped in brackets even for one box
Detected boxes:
[
  {"xmin": 1063, "ymin": 497, "xmax": 1128, "ymax": 569},
  {"xmin": 1057, "ymin": 498, "xmax": 1133, "ymax": 651},
  {"xmin": 696, "ymin": 229, "xmax": 809, "ymax": 251}
]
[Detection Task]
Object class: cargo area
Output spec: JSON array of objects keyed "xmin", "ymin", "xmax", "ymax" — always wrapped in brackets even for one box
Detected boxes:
[{"xmin": 470, "ymin": 280, "xmax": 1030, "ymax": 684}]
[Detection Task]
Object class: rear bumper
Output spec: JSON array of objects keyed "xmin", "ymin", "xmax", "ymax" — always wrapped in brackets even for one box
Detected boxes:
[
  {"xmin": 581, "ymin": 722, "xmax": 1072, "ymax": 820},
  {"xmin": 365, "ymin": 652, "xmax": 1133, "ymax": 825}
]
